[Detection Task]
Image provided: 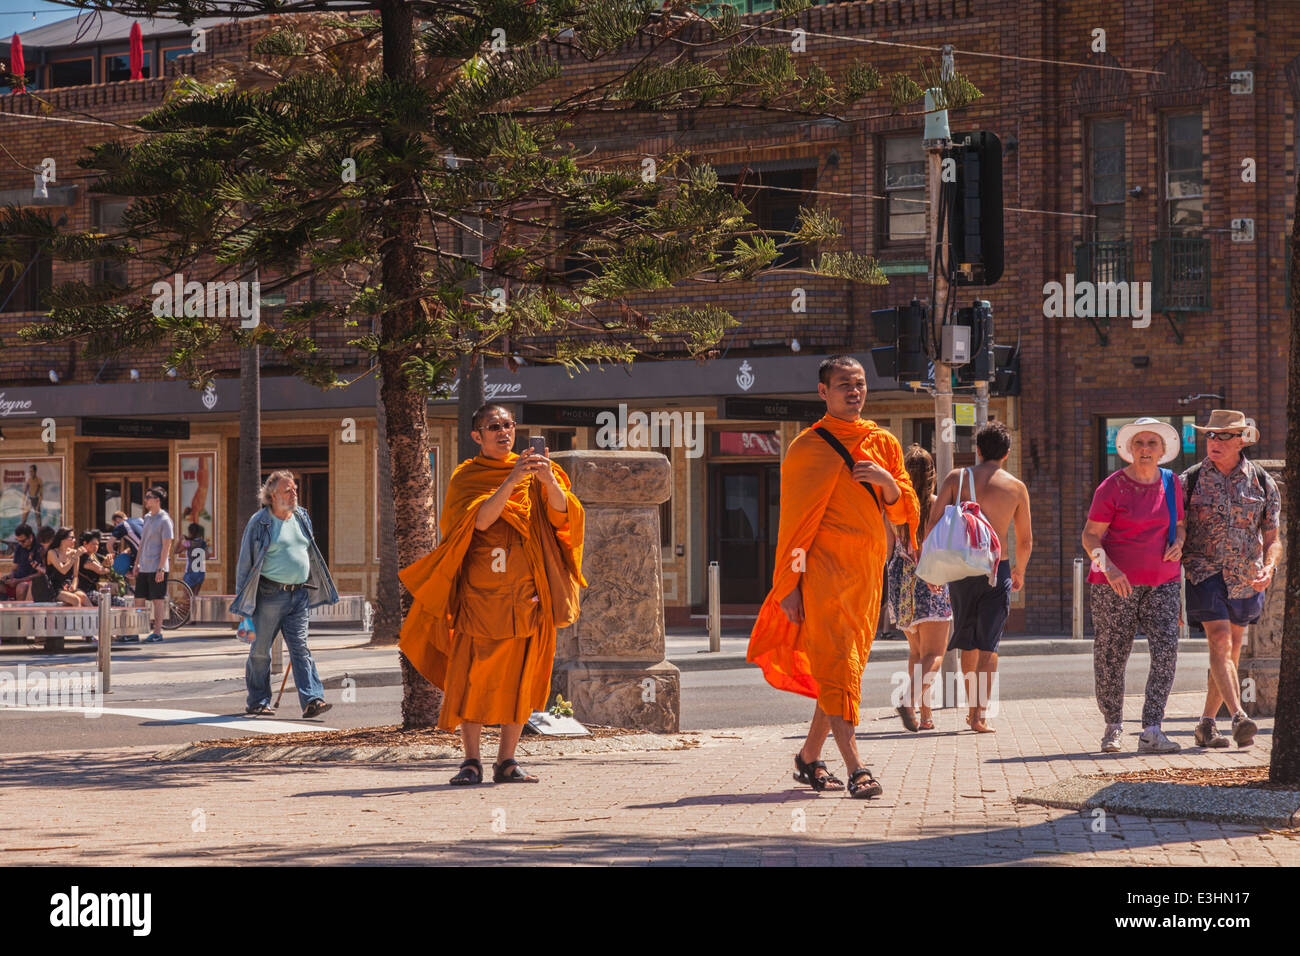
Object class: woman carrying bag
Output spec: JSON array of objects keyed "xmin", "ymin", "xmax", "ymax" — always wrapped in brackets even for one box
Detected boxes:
[{"xmin": 1081, "ymin": 417, "xmax": 1185, "ymax": 755}]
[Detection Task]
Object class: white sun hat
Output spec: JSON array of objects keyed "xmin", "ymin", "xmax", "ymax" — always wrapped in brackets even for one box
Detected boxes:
[{"xmin": 1115, "ymin": 417, "xmax": 1181, "ymax": 465}]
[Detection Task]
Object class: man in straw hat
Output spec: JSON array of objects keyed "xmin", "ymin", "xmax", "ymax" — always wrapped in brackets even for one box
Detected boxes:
[{"xmin": 1180, "ymin": 410, "xmax": 1281, "ymax": 749}]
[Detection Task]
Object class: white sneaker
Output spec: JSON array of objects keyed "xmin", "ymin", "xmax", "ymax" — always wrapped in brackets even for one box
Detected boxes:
[
  {"xmin": 1101, "ymin": 723, "xmax": 1123, "ymax": 753},
  {"xmin": 1138, "ymin": 726, "xmax": 1181, "ymax": 753}
]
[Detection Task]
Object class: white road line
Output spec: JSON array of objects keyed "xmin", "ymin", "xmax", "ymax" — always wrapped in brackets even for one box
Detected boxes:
[{"xmin": 0, "ymin": 703, "xmax": 330, "ymax": 734}]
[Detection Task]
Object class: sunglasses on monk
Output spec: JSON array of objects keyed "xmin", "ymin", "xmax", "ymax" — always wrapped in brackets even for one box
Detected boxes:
[
  {"xmin": 479, "ymin": 421, "xmax": 516, "ymax": 432},
  {"xmin": 1206, "ymin": 431, "xmax": 1244, "ymax": 442}
]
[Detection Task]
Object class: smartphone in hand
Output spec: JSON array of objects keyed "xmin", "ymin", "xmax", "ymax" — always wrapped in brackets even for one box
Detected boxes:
[{"xmin": 528, "ymin": 436, "xmax": 547, "ymax": 457}]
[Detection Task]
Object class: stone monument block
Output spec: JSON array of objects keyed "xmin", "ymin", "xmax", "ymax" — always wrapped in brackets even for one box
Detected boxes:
[{"xmin": 548, "ymin": 450, "xmax": 680, "ymax": 732}]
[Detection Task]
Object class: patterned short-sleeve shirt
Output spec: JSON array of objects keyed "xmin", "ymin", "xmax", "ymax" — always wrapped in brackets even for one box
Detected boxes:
[{"xmin": 1180, "ymin": 457, "xmax": 1280, "ymax": 598}]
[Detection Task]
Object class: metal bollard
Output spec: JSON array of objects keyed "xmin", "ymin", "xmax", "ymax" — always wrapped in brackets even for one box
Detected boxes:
[
  {"xmin": 1072, "ymin": 558, "xmax": 1086, "ymax": 640},
  {"xmin": 97, "ymin": 583, "xmax": 112, "ymax": 694},
  {"xmin": 707, "ymin": 560, "xmax": 721, "ymax": 652}
]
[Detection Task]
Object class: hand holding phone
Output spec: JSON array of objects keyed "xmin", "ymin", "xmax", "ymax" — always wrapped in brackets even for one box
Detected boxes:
[{"xmin": 528, "ymin": 436, "xmax": 547, "ymax": 457}]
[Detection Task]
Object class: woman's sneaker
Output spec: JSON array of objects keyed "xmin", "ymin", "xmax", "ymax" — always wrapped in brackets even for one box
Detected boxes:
[
  {"xmin": 1137, "ymin": 726, "xmax": 1180, "ymax": 753},
  {"xmin": 1194, "ymin": 718, "xmax": 1230, "ymax": 749},
  {"xmin": 1231, "ymin": 713, "xmax": 1258, "ymax": 748},
  {"xmin": 1100, "ymin": 723, "xmax": 1123, "ymax": 753}
]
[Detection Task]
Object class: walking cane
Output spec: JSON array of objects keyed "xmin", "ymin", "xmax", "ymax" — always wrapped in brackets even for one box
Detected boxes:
[{"xmin": 273, "ymin": 640, "xmax": 292, "ymax": 709}]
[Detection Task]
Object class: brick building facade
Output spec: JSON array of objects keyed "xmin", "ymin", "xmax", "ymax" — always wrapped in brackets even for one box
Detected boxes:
[{"xmin": 2, "ymin": 1, "xmax": 1296, "ymax": 632}]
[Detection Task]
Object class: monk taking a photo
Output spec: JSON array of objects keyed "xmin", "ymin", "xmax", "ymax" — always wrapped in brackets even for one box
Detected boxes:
[
  {"xmin": 399, "ymin": 403, "xmax": 585, "ymax": 785},
  {"xmin": 748, "ymin": 355, "xmax": 921, "ymax": 798}
]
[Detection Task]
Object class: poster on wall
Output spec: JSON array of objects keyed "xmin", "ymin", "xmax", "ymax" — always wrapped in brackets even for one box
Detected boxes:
[
  {"xmin": 0, "ymin": 458, "xmax": 63, "ymax": 543},
  {"xmin": 178, "ymin": 453, "xmax": 216, "ymax": 561}
]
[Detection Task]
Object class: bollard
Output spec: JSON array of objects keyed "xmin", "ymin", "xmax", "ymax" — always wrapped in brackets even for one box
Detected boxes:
[
  {"xmin": 97, "ymin": 583, "xmax": 112, "ymax": 694},
  {"xmin": 1179, "ymin": 566, "xmax": 1189, "ymax": 641},
  {"xmin": 1073, "ymin": 558, "xmax": 1086, "ymax": 640},
  {"xmin": 707, "ymin": 561, "xmax": 721, "ymax": 652}
]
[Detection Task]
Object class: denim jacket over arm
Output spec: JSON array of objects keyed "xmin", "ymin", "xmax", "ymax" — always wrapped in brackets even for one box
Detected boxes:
[{"xmin": 229, "ymin": 505, "xmax": 340, "ymax": 617}]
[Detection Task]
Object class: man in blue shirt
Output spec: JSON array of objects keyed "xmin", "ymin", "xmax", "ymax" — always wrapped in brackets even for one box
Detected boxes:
[
  {"xmin": 131, "ymin": 488, "xmax": 174, "ymax": 644},
  {"xmin": 2, "ymin": 524, "xmax": 42, "ymax": 601}
]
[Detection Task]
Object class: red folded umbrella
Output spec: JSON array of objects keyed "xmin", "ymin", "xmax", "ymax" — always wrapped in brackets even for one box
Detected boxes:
[
  {"xmin": 129, "ymin": 22, "xmax": 143, "ymax": 80},
  {"xmin": 9, "ymin": 33, "xmax": 25, "ymax": 92}
]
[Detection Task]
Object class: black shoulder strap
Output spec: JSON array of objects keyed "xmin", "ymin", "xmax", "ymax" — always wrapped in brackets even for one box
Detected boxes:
[
  {"xmin": 814, "ymin": 427, "xmax": 881, "ymax": 511},
  {"xmin": 1184, "ymin": 462, "xmax": 1202, "ymax": 503}
]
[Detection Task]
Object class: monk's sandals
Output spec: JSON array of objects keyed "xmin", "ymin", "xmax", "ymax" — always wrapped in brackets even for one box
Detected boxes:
[
  {"xmin": 848, "ymin": 767, "xmax": 883, "ymax": 799},
  {"xmin": 493, "ymin": 758, "xmax": 539, "ymax": 783},
  {"xmin": 449, "ymin": 758, "xmax": 483, "ymax": 786},
  {"xmin": 794, "ymin": 753, "xmax": 844, "ymax": 792}
]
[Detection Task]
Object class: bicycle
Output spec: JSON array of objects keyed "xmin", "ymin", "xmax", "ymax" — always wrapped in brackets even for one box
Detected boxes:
[{"xmin": 163, "ymin": 577, "xmax": 194, "ymax": 630}]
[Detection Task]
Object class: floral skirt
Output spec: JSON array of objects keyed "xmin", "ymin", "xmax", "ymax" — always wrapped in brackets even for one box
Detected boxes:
[{"xmin": 886, "ymin": 542, "xmax": 953, "ymax": 630}]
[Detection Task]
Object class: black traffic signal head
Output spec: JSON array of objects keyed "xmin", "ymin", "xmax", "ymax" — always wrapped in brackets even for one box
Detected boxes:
[{"xmin": 946, "ymin": 131, "xmax": 1003, "ymax": 286}]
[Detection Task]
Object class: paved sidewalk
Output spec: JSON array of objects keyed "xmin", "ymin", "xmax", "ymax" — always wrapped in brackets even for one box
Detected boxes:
[{"xmin": 3, "ymin": 692, "xmax": 1294, "ymax": 865}]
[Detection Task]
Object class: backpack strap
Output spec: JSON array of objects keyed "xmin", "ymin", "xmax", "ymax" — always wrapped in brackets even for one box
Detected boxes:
[
  {"xmin": 1160, "ymin": 467, "xmax": 1177, "ymax": 545},
  {"xmin": 1183, "ymin": 461, "xmax": 1202, "ymax": 506},
  {"xmin": 814, "ymin": 427, "xmax": 881, "ymax": 511}
]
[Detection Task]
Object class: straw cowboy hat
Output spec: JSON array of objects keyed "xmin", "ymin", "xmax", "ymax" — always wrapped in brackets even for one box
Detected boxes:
[
  {"xmin": 1191, "ymin": 409, "xmax": 1259, "ymax": 444},
  {"xmin": 1115, "ymin": 417, "xmax": 1181, "ymax": 464}
]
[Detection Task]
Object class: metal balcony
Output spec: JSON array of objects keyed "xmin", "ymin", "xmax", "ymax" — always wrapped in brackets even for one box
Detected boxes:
[{"xmin": 1151, "ymin": 237, "xmax": 1210, "ymax": 313}]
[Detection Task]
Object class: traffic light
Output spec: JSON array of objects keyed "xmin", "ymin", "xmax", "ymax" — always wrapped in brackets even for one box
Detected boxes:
[
  {"xmin": 946, "ymin": 131, "xmax": 1003, "ymax": 286},
  {"xmin": 869, "ymin": 299, "xmax": 929, "ymax": 383},
  {"xmin": 993, "ymin": 342, "xmax": 1021, "ymax": 396},
  {"xmin": 954, "ymin": 299, "xmax": 994, "ymax": 385}
]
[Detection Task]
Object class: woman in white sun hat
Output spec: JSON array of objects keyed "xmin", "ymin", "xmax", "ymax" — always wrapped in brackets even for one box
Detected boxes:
[{"xmin": 1081, "ymin": 417, "xmax": 1186, "ymax": 755}]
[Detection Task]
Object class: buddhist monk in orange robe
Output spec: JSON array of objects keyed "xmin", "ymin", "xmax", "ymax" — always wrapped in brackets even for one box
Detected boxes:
[
  {"xmin": 748, "ymin": 356, "xmax": 921, "ymax": 797},
  {"xmin": 399, "ymin": 403, "xmax": 585, "ymax": 785}
]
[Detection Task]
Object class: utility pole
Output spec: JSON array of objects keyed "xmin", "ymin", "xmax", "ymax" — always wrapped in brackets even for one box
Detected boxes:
[{"xmin": 925, "ymin": 50, "xmax": 956, "ymax": 479}]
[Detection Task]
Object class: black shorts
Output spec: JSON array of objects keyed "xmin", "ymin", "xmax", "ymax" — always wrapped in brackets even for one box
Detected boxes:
[
  {"xmin": 135, "ymin": 573, "xmax": 168, "ymax": 601},
  {"xmin": 947, "ymin": 560, "xmax": 1011, "ymax": 653}
]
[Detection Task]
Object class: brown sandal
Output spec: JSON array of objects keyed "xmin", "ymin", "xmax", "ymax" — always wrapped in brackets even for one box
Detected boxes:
[
  {"xmin": 493, "ymin": 758, "xmax": 539, "ymax": 783},
  {"xmin": 896, "ymin": 705, "xmax": 919, "ymax": 732}
]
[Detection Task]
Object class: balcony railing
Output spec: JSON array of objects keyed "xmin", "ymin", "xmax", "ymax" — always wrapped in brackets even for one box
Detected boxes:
[
  {"xmin": 1073, "ymin": 239, "xmax": 1132, "ymax": 286},
  {"xmin": 1151, "ymin": 237, "xmax": 1210, "ymax": 312}
]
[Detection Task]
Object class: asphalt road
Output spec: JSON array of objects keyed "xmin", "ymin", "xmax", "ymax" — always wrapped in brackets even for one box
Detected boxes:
[{"xmin": 0, "ymin": 647, "xmax": 1212, "ymax": 751}]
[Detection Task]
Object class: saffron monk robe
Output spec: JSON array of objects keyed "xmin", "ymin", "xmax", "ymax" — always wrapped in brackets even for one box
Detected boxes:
[
  {"xmin": 747, "ymin": 355, "xmax": 921, "ymax": 798},
  {"xmin": 398, "ymin": 403, "xmax": 586, "ymax": 785}
]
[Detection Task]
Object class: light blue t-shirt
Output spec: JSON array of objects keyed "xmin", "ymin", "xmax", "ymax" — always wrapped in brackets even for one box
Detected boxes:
[
  {"xmin": 261, "ymin": 513, "xmax": 311, "ymax": 585},
  {"xmin": 137, "ymin": 510, "xmax": 175, "ymax": 573}
]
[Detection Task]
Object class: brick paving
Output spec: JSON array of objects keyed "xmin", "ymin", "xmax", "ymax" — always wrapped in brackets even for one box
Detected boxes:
[{"xmin": 2, "ymin": 692, "xmax": 1296, "ymax": 865}]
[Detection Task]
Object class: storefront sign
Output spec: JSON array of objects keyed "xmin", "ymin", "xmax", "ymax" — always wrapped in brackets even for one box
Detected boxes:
[
  {"xmin": 78, "ymin": 418, "xmax": 190, "ymax": 440},
  {"xmin": 0, "ymin": 393, "xmax": 36, "ymax": 418},
  {"xmin": 715, "ymin": 431, "xmax": 781, "ymax": 456},
  {"xmin": 519, "ymin": 404, "xmax": 618, "ymax": 428},
  {"xmin": 721, "ymin": 397, "xmax": 825, "ymax": 422}
]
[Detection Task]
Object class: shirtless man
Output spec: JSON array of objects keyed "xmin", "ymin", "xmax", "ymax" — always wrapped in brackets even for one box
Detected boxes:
[{"xmin": 929, "ymin": 420, "xmax": 1032, "ymax": 732}]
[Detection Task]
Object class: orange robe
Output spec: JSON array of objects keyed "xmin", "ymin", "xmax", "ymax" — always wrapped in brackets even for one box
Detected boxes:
[
  {"xmin": 398, "ymin": 454, "xmax": 586, "ymax": 731},
  {"xmin": 747, "ymin": 415, "xmax": 921, "ymax": 725}
]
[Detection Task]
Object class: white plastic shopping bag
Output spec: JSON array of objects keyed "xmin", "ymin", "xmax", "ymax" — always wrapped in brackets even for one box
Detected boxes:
[{"xmin": 916, "ymin": 468, "xmax": 1002, "ymax": 585}]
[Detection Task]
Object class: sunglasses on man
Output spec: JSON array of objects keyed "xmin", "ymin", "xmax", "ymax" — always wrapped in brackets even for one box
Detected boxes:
[
  {"xmin": 1206, "ymin": 431, "xmax": 1244, "ymax": 442},
  {"xmin": 478, "ymin": 421, "xmax": 516, "ymax": 433}
]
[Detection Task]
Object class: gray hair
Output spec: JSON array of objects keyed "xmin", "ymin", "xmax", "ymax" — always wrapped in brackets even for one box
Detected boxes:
[{"xmin": 260, "ymin": 470, "xmax": 297, "ymax": 507}]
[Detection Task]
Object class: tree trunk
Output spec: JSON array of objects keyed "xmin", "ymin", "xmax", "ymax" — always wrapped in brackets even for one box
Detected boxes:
[
  {"xmin": 237, "ymin": 343, "xmax": 261, "ymax": 533},
  {"xmin": 369, "ymin": 370, "xmax": 402, "ymax": 645},
  {"xmin": 1273, "ymin": 178, "xmax": 1300, "ymax": 785},
  {"xmin": 457, "ymin": 354, "xmax": 486, "ymax": 462},
  {"xmin": 378, "ymin": 0, "xmax": 441, "ymax": 727}
]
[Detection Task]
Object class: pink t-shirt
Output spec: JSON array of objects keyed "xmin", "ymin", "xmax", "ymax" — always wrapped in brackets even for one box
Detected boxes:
[{"xmin": 1086, "ymin": 469, "xmax": 1184, "ymax": 586}]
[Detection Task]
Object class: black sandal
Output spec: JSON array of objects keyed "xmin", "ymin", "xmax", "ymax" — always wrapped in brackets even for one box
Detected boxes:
[
  {"xmin": 449, "ymin": 758, "xmax": 482, "ymax": 786},
  {"xmin": 493, "ymin": 758, "xmax": 538, "ymax": 783},
  {"xmin": 847, "ymin": 767, "xmax": 883, "ymax": 799},
  {"xmin": 793, "ymin": 753, "xmax": 844, "ymax": 792}
]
